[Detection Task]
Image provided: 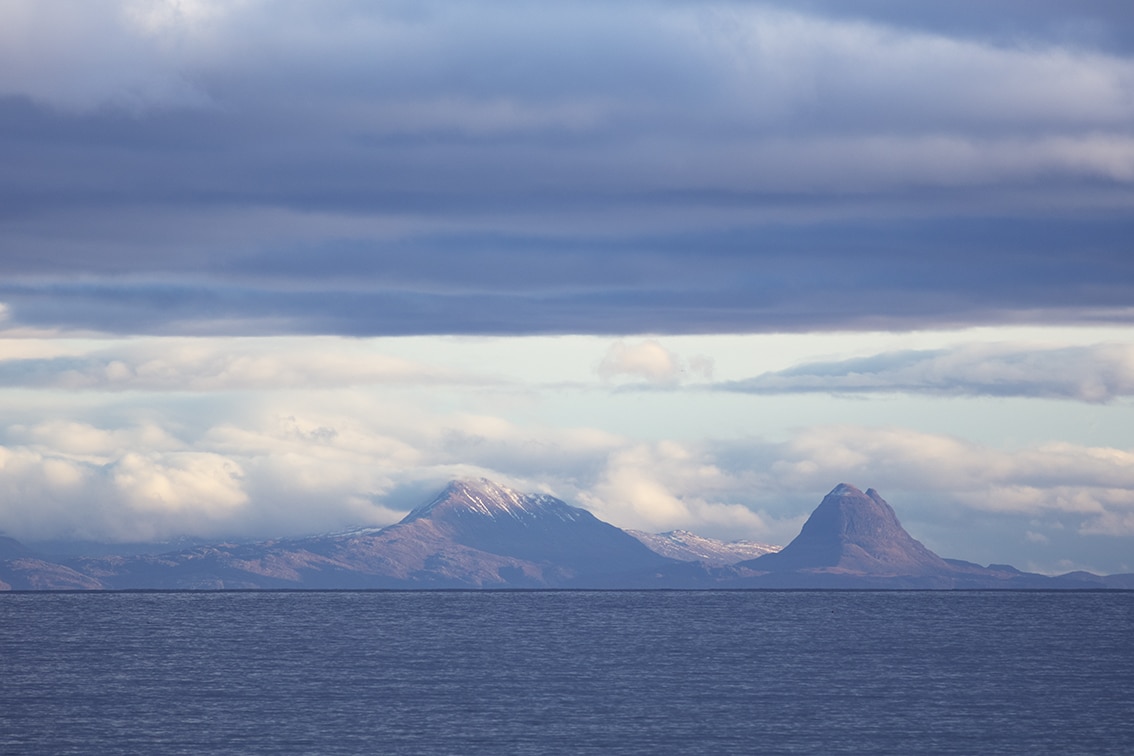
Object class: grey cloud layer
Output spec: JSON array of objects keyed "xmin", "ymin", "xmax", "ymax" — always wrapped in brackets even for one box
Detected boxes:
[
  {"xmin": 722, "ymin": 343, "xmax": 1134, "ymax": 402},
  {"xmin": 0, "ymin": 340, "xmax": 489, "ymax": 391},
  {"xmin": 2, "ymin": 1, "xmax": 1132, "ymax": 335}
]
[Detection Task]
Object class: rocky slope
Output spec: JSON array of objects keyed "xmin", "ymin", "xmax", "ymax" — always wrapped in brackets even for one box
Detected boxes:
[{"xmin": 743, "ymin": 483, "xmax": 951, "ymax": 575}]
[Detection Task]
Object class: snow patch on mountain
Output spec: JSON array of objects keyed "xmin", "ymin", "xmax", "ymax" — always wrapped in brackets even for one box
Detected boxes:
[
  {"xmin": 629, "ymin": 529, "xmax": 781, "ymax": 566},
  {"xmin": 402, "ymin": 478, "xmax": 585, "ymax": 524}
]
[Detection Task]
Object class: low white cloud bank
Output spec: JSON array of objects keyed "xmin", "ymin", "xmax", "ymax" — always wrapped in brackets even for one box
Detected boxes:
[
  {"xmin": 722, "ymin": 343, "xmax": 1134, "ymax": 402},
  {"xmin": 576, "ymin": 441, "xmax": 795, "ymax": 543},
  {"xmin": 0, "ymin": 333, "xmax": 1131, "ymax": 568},
  {"xmin": 769, "ymin": 425, "xmax": 1134, "ymax": 538},
  {"xmin": 0, "ymin": 396, "xmax": 640, "ymax": 543},
  {"xmin": 597, "ymin": 340, "xmax": 714, "ymax": 385},
  {"xmin": 0, "ymin": 444, "xmax": 248, "ymax": 542},
  {"xmin": 2, "ymin": 400, "xmax": 1132, "ymax": 571}
]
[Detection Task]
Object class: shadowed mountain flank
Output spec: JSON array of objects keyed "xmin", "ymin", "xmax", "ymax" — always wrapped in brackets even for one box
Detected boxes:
[
  {"xmin": 0, "ymin": 535, "xmax": 33, "ymax": 561},
  {"xmin": 391, "ymin": 478, "xmax": 670, "ymax": 580},
  {"xmin": 742, "ymin": 484, "xmax": 954, "ymax": 576}
]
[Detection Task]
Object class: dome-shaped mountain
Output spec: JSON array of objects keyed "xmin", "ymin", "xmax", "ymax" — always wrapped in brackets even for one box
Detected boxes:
[
  {"xmin": 742, "ymin": 483, "xmax": 952, "ymax": 576},
  {"xmin": 393, "ymin": 478, "xmax": 669, "ymax": 579}
]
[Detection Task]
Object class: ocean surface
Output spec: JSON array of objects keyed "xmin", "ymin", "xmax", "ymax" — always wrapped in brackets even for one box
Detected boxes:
[{"xmin": 2, "ymin": 591, "xmax": 1132, "ymax": 755}]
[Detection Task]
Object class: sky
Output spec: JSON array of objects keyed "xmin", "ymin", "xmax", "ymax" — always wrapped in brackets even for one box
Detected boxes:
[{"xmin": 1, "ymin": 0, "xmax": 1133, "ymax": 574}]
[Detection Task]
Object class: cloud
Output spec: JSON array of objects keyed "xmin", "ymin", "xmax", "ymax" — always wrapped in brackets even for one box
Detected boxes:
[
  {"xmin": 0, "ymin": 415, "xmax": 415, "ymax": 543},
  {"xmin": 110, "ymin": 451, "xmax": 247, "ymax": 516},
  {"xmin": 766, "ymin": 425, "xmax": 1134, "ymax": 535},
  {"xmin": 5, "ymin": 214, "xmax": 1131, "ymax": 337},
  {"xmin": 0, "ymin": 445, "xmax": 249, "ymax": 543},
  {"xmin": 0, "ymin": 337, "xmax": 488, "ymax": 391},
  {"xmin": 694, "ymin": 6, "xmax": 1134, "ymax": 133},
  {"xmin": 1, "ymin": 3, "xmax": 1133, "ymax": 336},
  {"xmin": 1, "ymin": 391, "xmax": 1133, "ymax": 575},
  {"xmin": 597, "ymin": 340, "xmax": 713, "ymax": 385},
  {"xmin": 0, "ymin": 389, "xmax": 633, "ymax": 543},
  {"xmin": 576, "ymin": 441, "xmax": 788, "ymax": 541},
  {"xmin": 9, "ymin": 420, "xmax": 182, "ymax": 457},
  {"xmin": 2, "ymin": 1, "xmax": 1134, "ymax": 576},
  {"xmin": 720, "ymin": 343, "xmax": 1134, "ymax": 402},
  {"xmin": 779, "ymin": 1, "xmax": 1134, "ymax": 54},
  {"xmin": 0, "ymin": 0, "xmax": 229, "ymax": 112}
]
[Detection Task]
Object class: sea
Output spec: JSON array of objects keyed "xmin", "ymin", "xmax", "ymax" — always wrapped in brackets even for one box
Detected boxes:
[{"xmin": 2, "ymin": 590, "xmax": 1132, "ymax": 755}]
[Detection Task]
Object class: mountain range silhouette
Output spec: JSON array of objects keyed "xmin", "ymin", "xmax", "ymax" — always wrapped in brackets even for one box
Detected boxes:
[{"xmin": 2, "ymin": 479, "xmax": 1131, "ymax": 590}]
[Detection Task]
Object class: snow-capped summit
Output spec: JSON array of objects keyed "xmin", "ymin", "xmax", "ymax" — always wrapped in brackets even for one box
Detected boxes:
[
  {"xmin": 384, "ymin": 478, "xmax": 670, "ymax": 582},
  {"xmin": 401, "ymin": 478, "xmax": 585, "ymax": 525}
]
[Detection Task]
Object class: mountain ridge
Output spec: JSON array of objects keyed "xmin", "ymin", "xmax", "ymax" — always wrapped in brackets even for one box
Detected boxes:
[{"xmin": 2, "ymin": 480, "xmax": 1131, "ymax": 590}]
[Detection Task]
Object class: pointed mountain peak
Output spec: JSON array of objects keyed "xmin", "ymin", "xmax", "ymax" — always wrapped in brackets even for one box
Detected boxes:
[
  {"xmin": 829, "ymin": 482, "xmax": 863, "ymax": 496},
  {"xmin": 811, "ymin": 483, "xmax": 905, "ymax": 536},
  {"xmin": 745, "ymin": 484, "xmax": 951, "ymax": 575}
]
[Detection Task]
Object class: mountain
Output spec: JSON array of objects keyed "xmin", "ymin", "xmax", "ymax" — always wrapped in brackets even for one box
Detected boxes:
[
  {"xmin": 744, "ymin": 483, "xmax": 951, "ymax": 575},
  {"xmin": 0, "ymin": 534, "xmax": 32, "ymax": 560},
  {"xmin": 736, "ymin": 484, "xmax": 1134, "ymax": 589},
  {"xmin": 387, "ymin": 479, "xmax": 672, "ymax": 582},
  {"xmin": 50, "ymin": 478, "xmax": 673, "ymax": 589},
  {"xmin": 0, "ymin": 556, "xmax": 105, "ymax": 590},
  {"xmin": 3, "ymin": 480, "xmax": 1133, "ymax": 590},
  {"xmin": 628, "ymin": 529, "xmax": 780, "ymax": 566},
  {"xmin": 271, "ymin": 478, "xmax": 674, "ymax": 588},
  {"xmin": 0, "ymin": 535, "xmax": 105, "ymax": 590}
]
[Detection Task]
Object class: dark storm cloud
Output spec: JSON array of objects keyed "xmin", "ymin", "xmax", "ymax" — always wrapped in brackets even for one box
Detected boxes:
[
  {"xmin": 5, "ymin": 216, "xmax": 1132, "ymax": 336},
  {"xmin": 1, "ymin": 1, "xmax": 1132, "ymax": 336}
]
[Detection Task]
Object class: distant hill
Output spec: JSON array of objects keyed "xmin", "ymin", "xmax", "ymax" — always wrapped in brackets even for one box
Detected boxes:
[
  {"xmin": 742, "ymin": 483, "xmax": 953, "ymax": 575},
  {"xmin": 0, "ymin": 535, "xmax": 33, "ymax": 561},
  {"xmin": 2, "ymin": 480, "xmax": 1132, "ymax": 590},
  {"xmin": 735, "ymin": 484, "xmax": 1134, "ymax": 589}
]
